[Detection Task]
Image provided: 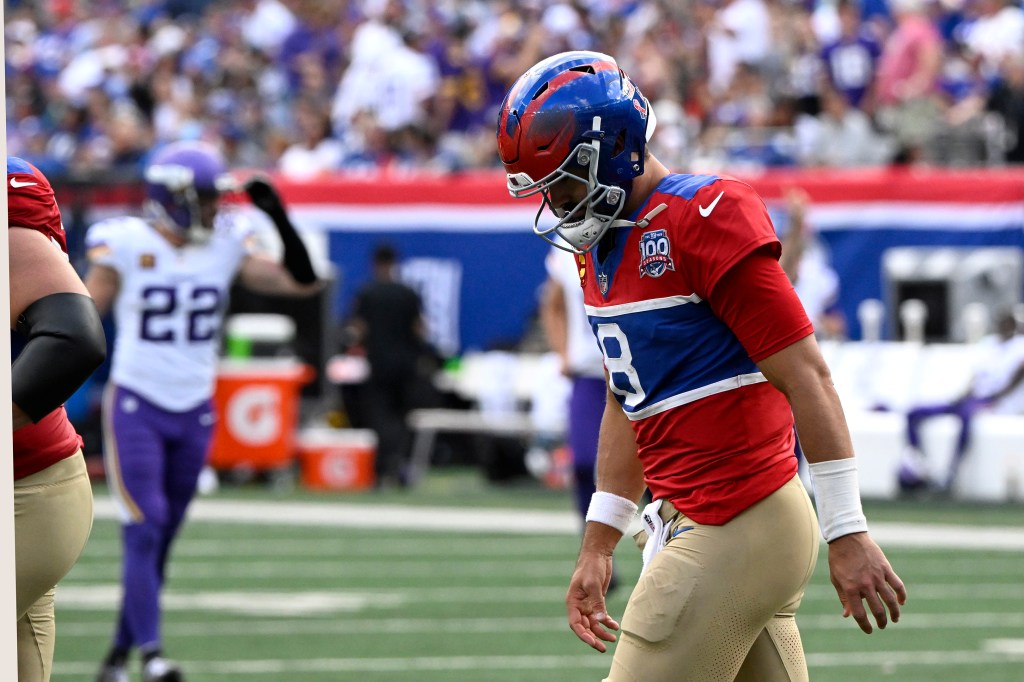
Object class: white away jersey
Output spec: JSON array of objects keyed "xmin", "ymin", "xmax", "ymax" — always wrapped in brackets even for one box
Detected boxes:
[
  {"xmin": 972, "ymin": 333, "xmax": 1024, "ymax": 415},
  {"xmin": 545, "ymin": 247, "xmax": 606, "ymax": 379},
  {"xmin": 86, "ymin": 213, "xmax": 255, "ymax": 410}
]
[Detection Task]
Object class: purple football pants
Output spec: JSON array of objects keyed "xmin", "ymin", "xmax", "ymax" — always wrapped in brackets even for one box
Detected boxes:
[
  {"xmin": 568, "ymin": 377, "xmax": 606, "ymax": 519},
  {"xmin": 105, "ymin": 386, "xmax": 212, "ymax": 652},
  {"xmin": 906, "ymin": 395, "xmax": 992, "ymax": 487}
]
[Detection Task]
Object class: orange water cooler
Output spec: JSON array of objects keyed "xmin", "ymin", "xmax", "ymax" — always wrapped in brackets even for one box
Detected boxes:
[
  {"xmin": 297, "ymin": 428, "xmax": 377, "ymax": 491},
  {"xmin": 208, "ymin": 359, "xmax": 314, "ymax": 472}
]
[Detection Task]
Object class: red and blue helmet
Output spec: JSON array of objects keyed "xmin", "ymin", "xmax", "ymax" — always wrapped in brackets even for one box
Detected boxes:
[
  {"xmin": 143, "ymin": 140, "xmax": 235, "ymax": 242},
  {"xmin": 497, "ymin": 51, "xmax": 657, "ymax": 253}
]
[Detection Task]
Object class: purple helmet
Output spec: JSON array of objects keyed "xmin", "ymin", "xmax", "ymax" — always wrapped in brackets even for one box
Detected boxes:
[{"xmin": 143, "ymin": 141, "xmax": 233, "ymax": 242}]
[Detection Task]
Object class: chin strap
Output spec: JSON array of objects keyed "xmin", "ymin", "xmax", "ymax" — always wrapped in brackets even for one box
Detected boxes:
[{"xmin": 608, "ymin": 202, "xmax": 668, "ymax": 231}]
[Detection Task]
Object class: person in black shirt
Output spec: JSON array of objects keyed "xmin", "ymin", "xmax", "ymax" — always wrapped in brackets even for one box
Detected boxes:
[{"xmin": 350, "ymin": 244, "xmax": 426, "ymax": 487}]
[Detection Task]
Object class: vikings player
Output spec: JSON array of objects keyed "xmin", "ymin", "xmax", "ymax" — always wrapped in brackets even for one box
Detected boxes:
[
  {"xmin": 9, "ymin": 156, "xmax": 106, "ymax": 681},
  {"xmin": 498, "ymin": 52, "xmax": 906, "ymax": 682},
  {"xmin": 86, "ymin": 141, "xmax": 319, "ymax": 682}
]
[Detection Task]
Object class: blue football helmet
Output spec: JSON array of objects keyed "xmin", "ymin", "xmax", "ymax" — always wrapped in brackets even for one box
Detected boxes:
[
  {"xmin": 143, "ymin": 141, "xmax": 236, "ymax": 243},
  {"xmin": 497, "ymin": 51, "xmax": 657, "ymax": 253}
]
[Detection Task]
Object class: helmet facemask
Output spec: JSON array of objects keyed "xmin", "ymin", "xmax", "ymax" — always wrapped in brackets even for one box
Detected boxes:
[
  {"xmin": 143, "ymin": 150, "xmax": 236, "ymax": 245},
  {"xmin": 143, "ymin": 162, "xmax": 213, "ymax": 244},
  {"xmin": 507, "ymin": 117, "xmax": 628, "ymax": 254},
  {"xmin": 498, "ymin": 51, "xmax": 660, "ymax": 253}
]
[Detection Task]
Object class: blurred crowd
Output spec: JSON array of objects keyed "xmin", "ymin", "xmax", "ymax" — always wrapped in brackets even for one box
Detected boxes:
[{"xmin": 6, "ymin": 0, "xmax": 1024, "ymax": 180}]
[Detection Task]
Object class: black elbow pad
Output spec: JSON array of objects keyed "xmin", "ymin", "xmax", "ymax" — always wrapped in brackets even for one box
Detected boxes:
[{"xmin": 12, "ymin": 292, "xmax": 106, "ymax": 422}]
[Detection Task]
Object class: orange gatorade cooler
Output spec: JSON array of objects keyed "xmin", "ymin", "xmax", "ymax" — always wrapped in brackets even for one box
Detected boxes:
[
  {"xmin": 208, "ymin": 359, "xmax": 314, "ymax": 471},
  {"xmin": 297, "ymin": 428, "xmax": 377, "ymax": 491}
]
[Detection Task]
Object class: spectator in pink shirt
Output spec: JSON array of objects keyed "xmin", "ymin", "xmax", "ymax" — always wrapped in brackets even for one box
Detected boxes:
[{"xmin": 874, "ymin": 0, "xmax": 945, "ymax": 162}]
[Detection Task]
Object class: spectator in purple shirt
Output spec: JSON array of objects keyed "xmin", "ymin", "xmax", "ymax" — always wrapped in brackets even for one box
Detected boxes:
[{"xmin": 821, "ymin": 0, "xmax": 883, "ymax": 111}]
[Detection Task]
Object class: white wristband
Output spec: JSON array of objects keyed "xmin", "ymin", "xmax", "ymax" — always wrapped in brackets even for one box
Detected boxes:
[
  {"xmin": 585, "ymin": 491, "xmax": 638, "ymax": 535},
  {"xmin": 808, "ymin": 459, "xmax": 869, "ymax": 543}
]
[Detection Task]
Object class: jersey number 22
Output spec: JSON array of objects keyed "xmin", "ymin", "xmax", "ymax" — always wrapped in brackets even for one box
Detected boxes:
[{"xmin": 140, "ymin": 285, "xmax": 222, "ymax": 343}]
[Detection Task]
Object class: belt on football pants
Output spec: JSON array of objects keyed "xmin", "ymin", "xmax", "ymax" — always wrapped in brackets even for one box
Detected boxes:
[{"xmin": 657, "ymin": 499, "xmax": 679, "ymax": 522}]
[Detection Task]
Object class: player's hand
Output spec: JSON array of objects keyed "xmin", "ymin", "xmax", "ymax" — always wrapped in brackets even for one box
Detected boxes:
[
  {"xmin": 566, "ymin": 551, "xmax": 619, "ymax": 652},
  {"xmin": 244, "ymin": 177, "xmax": 285, "ymax": 216},
  {"xmin": 827, "ymin": 532, "xmax": 907, "ymax": 634}
]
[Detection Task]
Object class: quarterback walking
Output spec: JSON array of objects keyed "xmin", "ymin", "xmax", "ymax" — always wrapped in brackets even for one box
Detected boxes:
[{"xmin": 498, "ymin": 51, "xmax": 906, "ymax": 682}]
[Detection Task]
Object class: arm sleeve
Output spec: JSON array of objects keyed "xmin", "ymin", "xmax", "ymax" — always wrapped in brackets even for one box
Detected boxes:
[
  {"xmin": 12, "ymin": 293, "xmax": 106, "ymax": 422},
  {"xmin": 708, "ymin": 246, "xmax": 815, "ymax": 363},
  {"xmin": 244, "ymin": 181, "xmax": 317, "ymax": 285}
]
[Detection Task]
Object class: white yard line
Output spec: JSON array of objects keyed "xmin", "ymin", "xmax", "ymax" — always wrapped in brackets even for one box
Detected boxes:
[
  {"xmin": 808, "ymin": 648, "xmax": 1024, "ymax": 666},
  {"xmin": 93, "ymin": 497, "xmax": 1024, "ymax": 549},
  {"xmin": 95, "ymin": 496, "xmax": 582, "ymax": 534},
  {"xmin": 55, "ymin": 612, "xmax": 1024, "ymax": 638},
  {"xmin": 984, "ymin": 639, "xmax": 1024, "ymax": 655},
  {"xmin": 54, "ymin": 582, "xmax": 1024, "ymax": 616},
  {"xmin": 68, "ymin": 554, "xmax": 1024, "ymax": 579},
  {"xmin": 76, "ymin": 536, "xmax": 573, "ymax": 557},
  {"xmin": 51, "ymin": 647, "xmax": 1024, "ymax": 676},
  {"xmin": 53, "ymin": 655, "xmax": 612, "ymax": 676},
  {"xmin": 66, "ymin": 558, "xmax": 571, "ymax": 580}
]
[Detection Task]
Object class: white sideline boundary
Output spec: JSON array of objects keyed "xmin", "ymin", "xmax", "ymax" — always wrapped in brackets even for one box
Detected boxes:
[{"xmin": 92, "ymin": 497, "xmax": 1024, "ymax": 550}]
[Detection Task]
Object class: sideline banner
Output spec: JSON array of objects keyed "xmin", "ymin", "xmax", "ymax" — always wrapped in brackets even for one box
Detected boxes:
[{"xmin": 60, "ymin": 169, "xmax": 1024, "ymax": 349}]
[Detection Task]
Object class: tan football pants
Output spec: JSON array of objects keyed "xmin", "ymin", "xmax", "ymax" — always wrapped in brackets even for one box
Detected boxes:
[
  {"xmin": 15, "ymin": 451, "xmax": 94, "ymax": 682},
  {"xmin": 606, "ymin": 475, "xmax": 820, "ymax": 682}
]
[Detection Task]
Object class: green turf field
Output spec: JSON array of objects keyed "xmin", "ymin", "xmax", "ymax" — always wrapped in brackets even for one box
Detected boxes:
[{"xmin": 53, "ymin": 470, "xmax": 1024, "ymax": 681}]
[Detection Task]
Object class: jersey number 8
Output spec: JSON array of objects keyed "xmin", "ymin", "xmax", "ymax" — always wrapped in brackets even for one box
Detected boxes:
[{"xmin": 596, "ymin": 322, "xmax": 646, "ymax": 408}]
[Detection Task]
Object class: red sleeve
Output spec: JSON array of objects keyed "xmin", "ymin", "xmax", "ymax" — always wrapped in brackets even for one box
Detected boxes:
[
  {"xmin": 681, "ymin": 178, "xmax": 781, "ymax": 299},
  {"xmin": 8, "ymin": 161, "xmax": 67, "ymax": 253},
  {"xmin": 708, "ymin": 246, "xmax": 814, "ymax": 363}
]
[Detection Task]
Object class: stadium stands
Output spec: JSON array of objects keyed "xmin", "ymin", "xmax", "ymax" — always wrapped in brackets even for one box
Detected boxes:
[{"xmin": 5, "ymin": 0, "xmax": 1024, "ymax": 180}]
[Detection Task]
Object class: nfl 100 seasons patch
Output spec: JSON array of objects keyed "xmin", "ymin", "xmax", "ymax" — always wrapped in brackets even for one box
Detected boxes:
[{"xmin": 639, "ymin": 229, "xmax": 674, "ymax": 278}]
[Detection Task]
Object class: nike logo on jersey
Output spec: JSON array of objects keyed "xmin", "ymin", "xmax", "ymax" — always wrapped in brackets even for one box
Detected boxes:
[
  {"xmin": 10, "ymin": 177, "xmax": 38, "ymax": 188},
  {"xmin": 698, "ymin": 191, "xmax": 724, "ymax": 217}
]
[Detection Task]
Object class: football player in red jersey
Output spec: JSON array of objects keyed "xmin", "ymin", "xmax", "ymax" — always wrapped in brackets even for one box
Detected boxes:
[
  {"xmin": 498, "ymin": 52, "xmax": 906, "ymax": 682},
  {"xmin": 9, "ymin": 156, "xmax": 106, "ymax": 681}
]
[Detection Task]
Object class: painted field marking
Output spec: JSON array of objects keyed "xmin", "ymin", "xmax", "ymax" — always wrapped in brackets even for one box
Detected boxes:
[
  {"xmin": 983, "ymin": 639, "xmax": 1024, "ymax": 655},
  {"xmin": 66, "ymin": 558, "xmax": 572, "ymax": 580},
  {"xmin": 90, "ymin": 498, "xmax": 1024, "ymax": 550},
  {"xmin": 55, "ymin": 612, "xmax": 1024, "ymax": 638},
  {"xmin": 52, "ymin": 648, "xmax": 1024, "ymax": 677},
  {"xmin": 55, "ymin": 582, "xmax": 1024, "ymax": 616}
]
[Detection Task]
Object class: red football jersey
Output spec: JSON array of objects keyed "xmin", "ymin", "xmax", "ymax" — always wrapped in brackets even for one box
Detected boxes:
[
  {"xmin": 581, "ymin": 174, "xmax": 811, "ymax": 524},
  {"xmin": 8, "ymin": 157, "xmax": 84, "ymax": 479}
]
